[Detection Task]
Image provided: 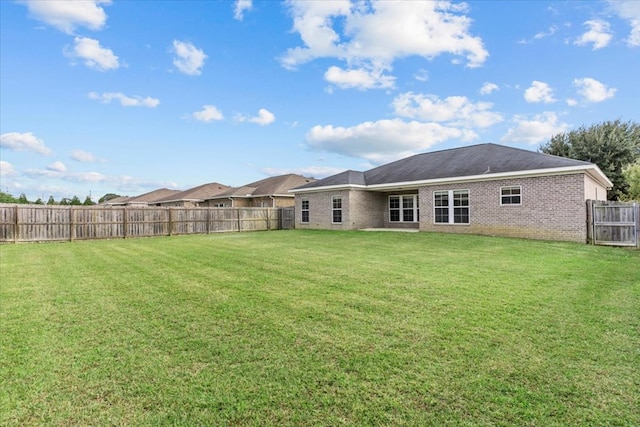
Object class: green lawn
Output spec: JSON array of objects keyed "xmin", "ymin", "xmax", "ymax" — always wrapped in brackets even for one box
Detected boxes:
[{"xmin": 1, "ymin": 230, "xmax": 638, "ymax": 426}]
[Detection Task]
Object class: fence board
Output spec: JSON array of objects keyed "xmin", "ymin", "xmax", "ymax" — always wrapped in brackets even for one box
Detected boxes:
[{"xmin": 0, "ymin": 205, "xmax": 294, "ymax": 243}]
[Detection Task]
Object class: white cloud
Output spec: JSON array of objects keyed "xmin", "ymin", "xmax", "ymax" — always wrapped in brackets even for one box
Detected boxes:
[
  {"xmin": 236, "ymin": 109, "xmax": 276, "ymax": 125},
  {"xmin": 23, "ymin": 167, "xmax": 177, "ymax": 193},
  {"xmin": 71, "ymin": 150, "xmax": 97, "ymax": 162},
  {"xmin": 0, "ymin": 161, "xmax": 17, "ymax": 177},
  {"xmin": 574, "ymin": 20, "xmax": 613, "ymax": 50},
  {"xmin": 88, "ymin": 92, "xmax": 160, "ymax": 108},
  {"xmin": 392, "ymin": 92, "xmax": 503, "ymax": 128},
  {"xmin": 608, "ymin": 0, "xmax": 640, "ymax": 47},
  {"xmin": 281, "ymin": 0, "xmax": 487, "ymax": 89},
  {"xmin": 192, "ymin": 105, "xmax": 224, "ymax": 122},
  {"xmin": 251, "ymin": 109, "xmax": 276, "ymax": 125},
  {"xmin": 479, "ymin": 82, "xmax": 499, "ymax": 95},
  {"xmin": 573, "ymin": 77, "xmax": 616, "ymax": 103},
  {"xmin": 566, "ymin": 98, "xmax": 578, "ymax": 106},
  {"xmin": 172, "ymin": 40, "xmax": 207, "ymax": 76},
  {"xmin": 306, "ymin": 119, "xmax": 475, "ymax": 163},
  {"xmin": 524, "ymin": 81, "xmax": 556, "ymax": 103},
  {"xmin": 534, "ymin": 25, "xmax": 558, "ymax": 40},
  {"xmin": 47, "ymin": 161, "xmax": 67, "ymax": 172},
  {"xmin": 234, "ymin": 0, "xmax": 252, "ymax": 21},
  {"xmin": 324, "ymin": 66, "xmax": 395, "ymax": 90},
  {"xmin": 414, "ymin": 69, "xmax": 429, "ymax": 82},
  {"xmin": 21, "ymin": 0, "xmax": 110, "ymax": 34},
  {"xmin": 0, "ymin": 132, "xmax": 52, "ymax": 155},
  {"xmin": 501, "ymin": 112, "xmax": 569, "ymax": 145},
  {"xmin": 25, "ymin": 167, "xmax": 106, "ymax": 182},
  {"xmin": 64, "ymin": 37, "xmax": 119, "ymax": 71}
]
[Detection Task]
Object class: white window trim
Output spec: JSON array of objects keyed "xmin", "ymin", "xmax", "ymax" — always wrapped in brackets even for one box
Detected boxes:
[
  {"xmin": 331, "ymin": 195, "xmax": 343, "ymax": 224},
  {"xmin": 388, "ymin": 194, "xmax": 419, "ymax": 223},
  {"xmin": 301, "ymin": 198, "xmax": 309, "ymax": 223},
  {"xmin": 500, "ymin": 185, "xmax": 522, "ymax": 206},
  {"xmin": 433, "ymin": 189, "xmax": 470, "ymax": 225}
]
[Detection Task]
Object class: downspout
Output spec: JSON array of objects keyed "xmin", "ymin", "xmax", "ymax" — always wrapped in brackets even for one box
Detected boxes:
[
  {"xmin": 269, "ymin": 196, "xmax": 276, "ymax": 208},
  {"xmin": 228, "ymin": 197, "xmax": 234, "ymax": 208}
]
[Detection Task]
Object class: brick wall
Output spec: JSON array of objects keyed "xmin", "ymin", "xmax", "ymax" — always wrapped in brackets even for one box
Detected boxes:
[
  {"xmin": 295, "ymin": 190, "xmax": 386, "ymax": 229},
  {"xmin": 418, "ymin": 173, "xmax": 590, "ymax": 242},
  {"xmin": 294, "ymin": 173, "xmax": 602, "ymax": 242}
]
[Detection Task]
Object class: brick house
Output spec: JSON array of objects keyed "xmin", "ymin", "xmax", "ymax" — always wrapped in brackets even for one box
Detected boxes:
[
  {"xmin": 203, "ymin": 174, "xmax": 316, "ymax": 208},
  {"xmin": 153, "ymin": 182, "xmax": 231, "ymax": 207},
  {"xmin": 102, "ymin": 188, "xmax": 181, "ymax": 207},
  {"xmin": 290, "ymin": 144, "xmax": 612, "ymax": 242}
]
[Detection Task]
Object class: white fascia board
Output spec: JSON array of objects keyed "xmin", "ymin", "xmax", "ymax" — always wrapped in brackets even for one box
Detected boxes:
[
  {"xmin": 586, "ymin": 165, "xmax": 613, "ymax": 188},
  {"xmin": 289, "ymin": 184, "xmax": 368, "ymax": 194},
  {"xmin": 249, "ymin": 193, "xmax": 294, "ymax": 198}
]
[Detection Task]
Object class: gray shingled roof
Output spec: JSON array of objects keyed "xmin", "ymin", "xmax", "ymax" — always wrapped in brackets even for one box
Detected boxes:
[
  {"xmin": 124, "ymin": 188, "xmax": 181, "ymax": 204},
  {"xmin": 155, "ymin": 182, "xmax": 230, "ymax": 203},
  {"xmin": 293, "ymin": 143, "xmax": 603, "ymax": 191},
  {"xmin": 205, "ymin": 174, "xmax": 316, "ymax": 200}
]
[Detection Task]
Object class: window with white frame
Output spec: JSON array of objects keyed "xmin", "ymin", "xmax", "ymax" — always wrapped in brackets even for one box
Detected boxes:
[
  {"xmin": 500, "ymin": 186, "xmax": 521, "ymax": 205},
  {"xmin": 389, "ymin": 195, "xmax": 419, "ymax": 222},
  {"xmin": 301, "ymin": 198, "xmax": 309, "ymax": 223},
  {"xmin": 434, "ymin": 190, "xmax": 469, "ymax": 224},
  {"xmin": 332, "ymin": 196, "xmax": 342, "ymax": 223}
]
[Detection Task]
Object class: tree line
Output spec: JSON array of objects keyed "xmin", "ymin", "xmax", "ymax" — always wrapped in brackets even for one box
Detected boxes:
[{"xmin": 0, "ymin": 193, "xmax": 122, "ymax": 205}]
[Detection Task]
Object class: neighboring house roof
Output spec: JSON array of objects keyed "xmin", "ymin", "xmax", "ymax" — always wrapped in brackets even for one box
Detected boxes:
[
  {"xmin": 123, "ymin": 188, "xmax": 182, "ymax": 205},
  {"xmin": 102, "ymin": 196, "xmax": 132, "ymax": 205},
  {"xmin": 155, "ymin": 182, "xmax": 231, "ymax": 204},
  {"xmin": 291, "ymin": 143, "xmax": 613, "ymax": 192},
  {"xmin": 205, "ymin": 174, "xmax": 316, "ymax": 200}
]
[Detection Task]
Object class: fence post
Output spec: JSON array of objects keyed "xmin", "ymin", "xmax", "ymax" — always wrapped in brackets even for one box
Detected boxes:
[
  {"xmin": 237, "ymin": 208, "xmax": 241, "ymax": 232},
  {"xmin": 69, "ymin": 207, "xmax": 74, "ymax": 242},
  {"xmin": 168, "ymin": 208, "xmax": 173, "ymax": 236},
  {"xmin": 14, "ymin": 205, "xmax": 18, "ymax": 243},
  {"xmin": 585, "ymin": 200, "xmax": 592, "ymax": 244},
  {"xmin": 123, "ymin": 207, "xmax": 128, "ymax": 239},
  {"xmin": 633, "ymin": 202, "xmax": 640, "ymax": 249}
]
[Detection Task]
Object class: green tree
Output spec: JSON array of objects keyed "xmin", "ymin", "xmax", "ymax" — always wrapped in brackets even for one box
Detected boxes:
[
  {"xmin": 18, "ymin": 193, "xmax": 29, "ymax": 204},
  {"xmin": 540, "ymin": 120, "xmax": 640, "ymax": 200},
  {"xmin": 59, "ymin": 198, "xmax": 71, "ymax": 206},
  {"xmin": 82, "ymin": 196, "xmax": 95, "ymax": 206},
  {"xmin": 70, "ymin": 196, "xmax": 82, "ymax": 206},
  {"xmin": 0, "ymin": 191, "xmax": 18, "ymax": 203},
  {"xmin": 47, "ymin": 195, "xmax": 56, "ymax": 205},
  {"xmin": 623, "ymin": 160, "xmax": 640, "ymax": 201},
  {"xmin": 34, "ymin": 198, "xmax": 44, "ymax": 205}
]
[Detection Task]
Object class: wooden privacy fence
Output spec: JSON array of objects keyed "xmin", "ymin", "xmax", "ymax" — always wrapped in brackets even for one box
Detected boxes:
[
  {"xmin": 0, "ymin": 205, "xmax": 296, "ymax": 243},
  {"xmin": 586, "ymin": 200, "xmax": 639, "ymax": 248}
]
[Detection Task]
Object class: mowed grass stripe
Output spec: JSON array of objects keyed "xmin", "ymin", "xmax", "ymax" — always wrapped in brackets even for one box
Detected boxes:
[{"xmin": 1, "ymin": 230, "xmax": 638, "ymax": 426}]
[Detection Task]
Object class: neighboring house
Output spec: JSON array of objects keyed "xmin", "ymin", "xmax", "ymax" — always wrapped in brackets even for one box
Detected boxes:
[
  {"xmin": 153, "ymin": 182, "xmax": 231, "ymax": 207},
  {"xmin": 203, "ymin": 174, "xmax": 316, "ymax": 208},
  {"xmin": 101, "ymin": 196, "xmax": 131, "ymax": 206},
  {"xmin": 103, "ymin": 188, "xmax": 181, "ymax": 207},
  {"xmin": 290, "ymin": 143, "xmax": 613, "ymax": 243}
]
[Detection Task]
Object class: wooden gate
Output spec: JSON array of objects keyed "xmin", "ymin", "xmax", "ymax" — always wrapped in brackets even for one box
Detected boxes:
[
  {"xmin": 279, "ymin": 207, "xmax": 295, "ymax": 230},
  {"xmin": 587, "ymin": 200, "xmax": 639, "ymax": 247}
]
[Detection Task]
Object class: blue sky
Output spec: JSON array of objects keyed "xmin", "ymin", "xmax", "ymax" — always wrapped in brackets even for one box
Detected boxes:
[{"xmin": 1, "ymin": 0, "xmax": 638, "ymax": 201}]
